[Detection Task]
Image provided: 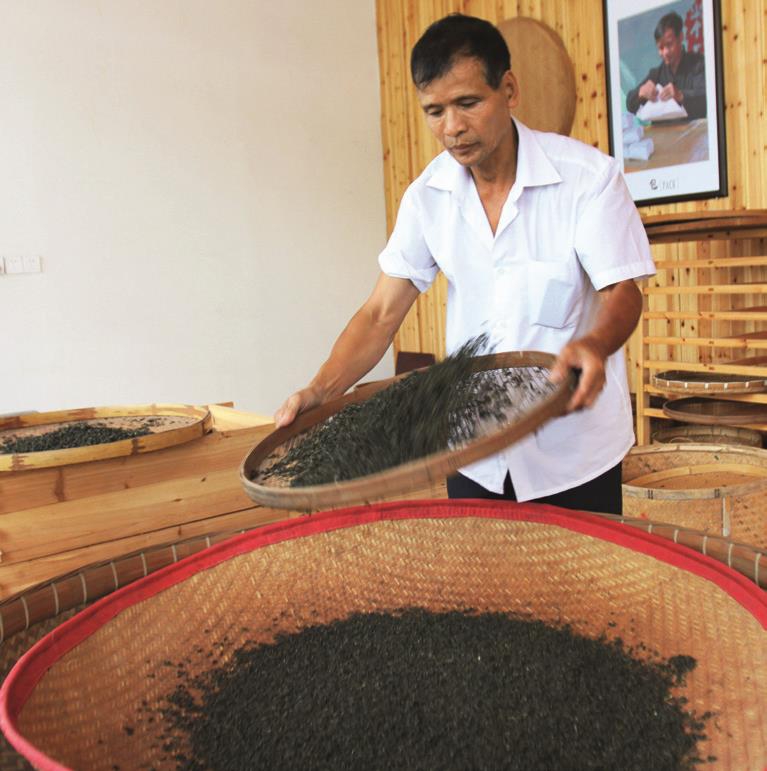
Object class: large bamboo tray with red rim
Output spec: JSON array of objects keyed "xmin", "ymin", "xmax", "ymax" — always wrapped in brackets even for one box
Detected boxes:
[
  {"xmin": 0, "ymin": 505, "xmax": 763, "ymax": 650},
  {"xmin": 241, "ymin": 351, "xmax": 575, "ymax": 511},
  {"xmin": 0, "ymin": 404, "xmax": 213, "ymax": 472},
  {"xmin": 0, "ymin": 501, "xmax": 765, "ymax": 770}
]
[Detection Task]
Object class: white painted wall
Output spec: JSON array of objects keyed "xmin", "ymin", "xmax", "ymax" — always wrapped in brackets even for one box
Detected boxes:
[{"xmin": 0, "ymin": 1, "xmax": 391, "ymax": 416}]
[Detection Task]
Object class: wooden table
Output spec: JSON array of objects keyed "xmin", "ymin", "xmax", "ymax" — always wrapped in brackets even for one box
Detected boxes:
[{"xmin": 625, "ymin": 118, "xmax": 709, "ymax": 173}]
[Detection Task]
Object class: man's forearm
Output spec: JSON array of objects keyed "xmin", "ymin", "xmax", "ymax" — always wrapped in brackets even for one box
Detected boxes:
[
  {"xmin": 308, "ymin": 308, "xmax": 400, "ymax": 401},
  {"xmin": 582, "ymin": 279, "xmax": 643, "ymax": 358}
]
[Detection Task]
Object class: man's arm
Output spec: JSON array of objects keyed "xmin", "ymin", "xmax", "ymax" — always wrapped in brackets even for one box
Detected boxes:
[
  {"xmin": 549, "ymin": 279, "xmax": 643, "ymax": 412},
  {"xmin": 274, "ymin": 273, "xmax": 420, "ymax": 427}
]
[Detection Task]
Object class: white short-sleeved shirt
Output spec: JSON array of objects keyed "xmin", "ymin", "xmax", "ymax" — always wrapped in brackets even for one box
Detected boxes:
[{"xmin": 378, "ymin": 118, "xmax": 656, "ymax": 501}]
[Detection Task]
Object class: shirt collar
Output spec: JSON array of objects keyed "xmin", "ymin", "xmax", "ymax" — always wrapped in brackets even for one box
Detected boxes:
[{"xmin": 425, "ymin": 118, "xmax": 562, "ymax": 197}]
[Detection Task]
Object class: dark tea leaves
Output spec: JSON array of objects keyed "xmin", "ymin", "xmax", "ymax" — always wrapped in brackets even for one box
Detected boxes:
[
  {"xmin": 157, "ymin": 609, "xmax": 709, "ymax": 771},
  {"xmin": 0, "ymin": 421, "xmax": 152, "ymax": 454}
]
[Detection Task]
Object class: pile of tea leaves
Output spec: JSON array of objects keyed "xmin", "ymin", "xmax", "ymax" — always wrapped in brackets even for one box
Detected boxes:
[
  {"xmin": 154, "ymin": 608, "xmax": 710, "ymax": 770},
  {"xmin": 258, "ymin": 335, "xmax": 555, "ymax": 487},
  {"xmin": 0, "ymin": 421, "xmax": 152, "ymax": 454}
]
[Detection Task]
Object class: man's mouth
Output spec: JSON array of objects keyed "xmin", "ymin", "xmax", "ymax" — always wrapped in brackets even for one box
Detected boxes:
[{"xmin": 451, "ymin": 143, "xmax": 476, "ymax": 153}]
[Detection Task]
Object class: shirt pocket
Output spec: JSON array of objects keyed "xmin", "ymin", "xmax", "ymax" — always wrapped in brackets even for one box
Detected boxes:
[{"xmin": 527, "ymin": 258, "xmax": 583, "ymax": 329}]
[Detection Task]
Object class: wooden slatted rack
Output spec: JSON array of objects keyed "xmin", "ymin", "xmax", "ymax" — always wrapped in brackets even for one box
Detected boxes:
[{"xmin": 637, "ymin": 210, "xmax": 767, "ymax": 444}]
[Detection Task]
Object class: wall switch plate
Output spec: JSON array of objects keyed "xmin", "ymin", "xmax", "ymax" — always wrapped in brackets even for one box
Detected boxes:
[
  {"xmin": 2, "ymin": 255, "xmax": 43, "ymax": 274},
  {"xmin": 4, "ymin": 256, "xmax": 25, "ymax": 274},
  {"xmin": 22, "ymin": 255, "xmax": 42, "ymax": 273}
]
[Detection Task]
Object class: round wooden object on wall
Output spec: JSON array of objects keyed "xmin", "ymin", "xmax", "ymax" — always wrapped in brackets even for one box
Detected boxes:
[{"xmin": 497, "ymin": 17, "xmax": 576, "ymax": 136}]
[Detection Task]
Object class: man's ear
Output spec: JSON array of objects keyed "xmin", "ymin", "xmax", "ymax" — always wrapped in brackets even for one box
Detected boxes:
[{"xmin": 503, "ymin": 70, "xmax": 520, "ymax": 110}]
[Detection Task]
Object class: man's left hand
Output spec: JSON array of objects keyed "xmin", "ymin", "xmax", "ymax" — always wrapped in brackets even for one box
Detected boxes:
[
  {"xmin": 658, "ymin": 83, "xmax": 683, "ymax": 103},
  {"xmin": 549, "ymin": 336, "xmax": 607, "ymax": 413}
]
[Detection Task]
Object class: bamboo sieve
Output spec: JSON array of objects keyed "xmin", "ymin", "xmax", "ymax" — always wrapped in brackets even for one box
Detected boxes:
[
  {"xmin": 240, "ymin": 351, "xmax": 576, "ymax": 511},
  {"xmin": 0, "ymin": 501, "xmax": 765, "ymax": 770}
]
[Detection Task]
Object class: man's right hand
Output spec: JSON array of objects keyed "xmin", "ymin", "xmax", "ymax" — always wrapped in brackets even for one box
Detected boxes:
[
  {"xmin": 638, "ymin": 80, "xmax": 657, "ymax": 102},
  {"xmin": 274, "ymin": 385, "xmax": 324, "ymax": 428}
]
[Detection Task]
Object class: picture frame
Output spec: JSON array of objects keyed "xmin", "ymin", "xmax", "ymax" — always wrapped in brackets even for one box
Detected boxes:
[{"xmin": 603, "ymin": 0, "xmax": 727, "ymax": 206}]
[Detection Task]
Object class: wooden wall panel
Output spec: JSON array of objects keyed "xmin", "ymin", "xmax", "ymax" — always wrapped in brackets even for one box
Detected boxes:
[{"xmin": 375, "ymin": 0, "xmax": 767, "ymax": 392}]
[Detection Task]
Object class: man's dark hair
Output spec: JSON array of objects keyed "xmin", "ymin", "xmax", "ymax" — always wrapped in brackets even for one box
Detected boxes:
[
  {"xmin": 654, "ymin": 12, "xmax": 683, "ymax": 41},
  {"xmin": 410, "ymin": 13, "xmax": 511, "ymax": 90}
]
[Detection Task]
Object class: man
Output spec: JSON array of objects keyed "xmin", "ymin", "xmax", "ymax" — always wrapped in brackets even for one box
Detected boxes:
[
  {"xmin": 626, "ymin": 12, "xmax": 706, "ymax": 120},
  {"xmin": 275, "ymin": 14, "xmax": 655, "ymax": 515}
]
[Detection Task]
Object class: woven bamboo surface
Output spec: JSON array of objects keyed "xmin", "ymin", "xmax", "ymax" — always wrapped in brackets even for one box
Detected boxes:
[
  {"xmin": 0, "ymin": 610, "xmax": 84, "ymax": 771},
  {"xmin": 0, "ymin": 502, "xmax": 764, "ymax": 646},
  {"xmin": 241, "ymin": 351, "xmax": 574, "ymax": 510},
  {"xmin": 0, "ymin": 405, "xmax": 212, "ymax": 472},
  {"xmin": 3, "ymin": 503, "xmax": 766, "ymax": 770},
  {"xmin": 623, "ymin": 444, "xmax": 767, "ymax": 548}
]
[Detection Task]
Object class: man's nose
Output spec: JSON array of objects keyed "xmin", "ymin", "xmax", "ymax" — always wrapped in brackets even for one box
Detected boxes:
[{"xmin": 443, "ymin": 108, "xmax": 466, "ymax": 137}]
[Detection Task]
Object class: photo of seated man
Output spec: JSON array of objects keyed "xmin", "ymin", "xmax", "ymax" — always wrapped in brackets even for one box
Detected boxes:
[{"xmin": 626, "ymin": 11, "xmax": 706, "ymax": 120}]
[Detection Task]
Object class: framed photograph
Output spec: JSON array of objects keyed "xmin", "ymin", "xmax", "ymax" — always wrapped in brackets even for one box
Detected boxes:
[{"xmin": 603, "ymin": 0, "xmax": 727, "ymax": 206}]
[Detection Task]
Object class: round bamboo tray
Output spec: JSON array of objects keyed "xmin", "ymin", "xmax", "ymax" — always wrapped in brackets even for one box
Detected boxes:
[
  {"xmin": 0, "ymin": 404, "xmax": 212, "ymax": 472},
  {"xmin": 241, "ymin": 351, "xmax": 575, "ymax": 511},
  {"xmin": 662, "ymin": 396, "xmax": 767, "ymax": 425},
  {"xmin": 1, "ymin": 501, "xmax": 765, "ymax": 770},
  {"xmin": 652, "ymin": 369, "xmax": 767, "ymax": 395},
  {"xmin": 623, "ymin": 443, "xmax": 767, "ymax": 547},
  {"xmin": 652, "ymin": 424, "xmax": 763, "ymax": 447}
]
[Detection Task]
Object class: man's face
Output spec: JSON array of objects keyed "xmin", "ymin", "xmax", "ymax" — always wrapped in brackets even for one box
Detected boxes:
[
  {"xmin": 656, "ymin": 27, "xmax": 683, "ymax": 69},
  {"xmin": 416, "ymin": 56, "xmax": 518, "ymax": 169}
]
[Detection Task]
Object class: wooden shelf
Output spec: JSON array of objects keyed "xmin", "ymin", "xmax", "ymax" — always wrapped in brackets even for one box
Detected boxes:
[
  {"xmin": 654, "ymin": 256, "xmax": 767, "ymax": 269},
  {"xmin": 644, "ymin": 308, "xmax": 767, "ymax": 321},
  {"xmin": 643, "ymin": 407, "xmax": 767, "ymax": 432},
  {"xmin": 644, "ymin": 361, "xmax": 767, "ymax": 377},
  {"xmin": 644, "ymin": 283, "xmax": 767, "ymax": 296},
  {"xmin": 645, "ymin": 384, "xmax": 767, "ymax": 403},
  {"xmin": 636, "ymin": 212, "xmax": 767, "ymax": 443},
  {"xmin": 644, "ymin": 334, "xmax": 767, "ymax": 349}
]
